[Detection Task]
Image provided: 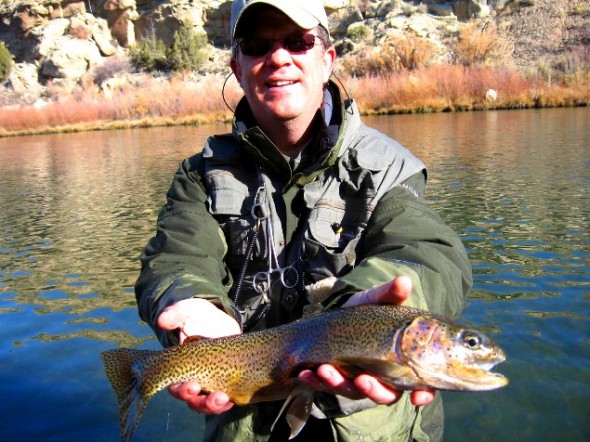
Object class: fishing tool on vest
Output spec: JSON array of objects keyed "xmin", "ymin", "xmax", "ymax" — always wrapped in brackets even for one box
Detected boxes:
[
  {"xmin": 230, "ymin": 181, "xmax": 298, "ymax": 331},
  {"xmin": 252, "ymin": 215, "xmax": 299, "ymax": 297}
]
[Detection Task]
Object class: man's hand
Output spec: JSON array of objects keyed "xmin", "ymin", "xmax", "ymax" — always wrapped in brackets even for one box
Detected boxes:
[
  {"xmin": 158, "ymin": 298, "xmax": 240, "ymax": 414},
  {"xmin": 157, "ymin": 298, "xmax": 241, "ymax": 343},
  {"xmin": 298, "ymin": 276, "xmax": 435, "ymax": 407}
]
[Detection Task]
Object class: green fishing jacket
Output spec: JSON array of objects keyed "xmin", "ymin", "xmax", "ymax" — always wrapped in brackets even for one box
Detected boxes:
[{"xmin": 135, "ymin": 83, "xmax": 472, "ymax": 441}]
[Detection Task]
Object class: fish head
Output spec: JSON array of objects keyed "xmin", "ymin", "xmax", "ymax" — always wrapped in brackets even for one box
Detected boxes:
[{"xmin": 397, "ymin": 315, "xmax": 509, "ymax": 391}]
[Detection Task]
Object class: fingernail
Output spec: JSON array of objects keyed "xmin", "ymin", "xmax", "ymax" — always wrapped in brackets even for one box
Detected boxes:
[{"xmin": 299, "ymin": 371, "xmax": 313, "ymax": 381}]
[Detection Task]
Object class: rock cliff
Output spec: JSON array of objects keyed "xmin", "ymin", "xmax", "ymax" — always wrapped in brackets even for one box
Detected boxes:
[{"xmin": 0, "ymin": 0, "xmax": 587, "ymax": 105}]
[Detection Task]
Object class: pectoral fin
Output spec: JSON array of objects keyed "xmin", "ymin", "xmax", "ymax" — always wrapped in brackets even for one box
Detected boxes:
[
  {"xmin": 334, "ymin": 357, "xmax": 417, "ymax": 384},
  {"xmin": 271, "ymin": 388, "xmax": 315, "ymax": 439}
]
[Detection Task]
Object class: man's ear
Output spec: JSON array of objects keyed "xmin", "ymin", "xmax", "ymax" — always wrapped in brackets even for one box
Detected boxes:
[
  {"xmin": 230, "ymin": 57, "xmax": 241, "ymax": 83},
  {"xmin": 322, "ymin": 46, "xmax": 337, "ymax": 84}
]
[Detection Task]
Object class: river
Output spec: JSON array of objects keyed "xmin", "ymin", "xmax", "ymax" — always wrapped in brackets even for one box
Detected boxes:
[{"xmin": 0, "ymin": 107, "xmax": 588, "ymax": 441}]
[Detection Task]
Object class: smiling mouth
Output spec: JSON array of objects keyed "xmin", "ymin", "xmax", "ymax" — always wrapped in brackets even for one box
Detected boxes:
[{"xmin": 267, "ymin": 80, "xmax": 297, "ymax": 87}]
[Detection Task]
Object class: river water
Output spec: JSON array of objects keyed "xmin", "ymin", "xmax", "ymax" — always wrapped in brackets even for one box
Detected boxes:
[{"xmin": 0, "ymin": 108, "xmax": 588, "ymax": 441}]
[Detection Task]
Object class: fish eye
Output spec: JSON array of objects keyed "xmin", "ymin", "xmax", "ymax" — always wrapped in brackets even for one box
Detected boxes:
[{"xmin": 462, "ymin": 333, "xmax": 482, "ymax": 350}]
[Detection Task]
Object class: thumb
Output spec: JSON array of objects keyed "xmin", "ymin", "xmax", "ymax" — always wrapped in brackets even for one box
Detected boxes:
[
  {"xmin": 157, "ymin": 305, "xmax": 185, "ymax": 332},
  {"xmin": 343, "ymin": 276, "xmax": 413, "ymax": 307},
  {"xmin": 372, "ymin": 276, "xmax": 412, "ymax": 305}
]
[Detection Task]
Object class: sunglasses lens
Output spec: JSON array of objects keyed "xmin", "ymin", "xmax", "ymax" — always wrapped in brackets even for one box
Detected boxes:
[
  {"xmin": 238, "ymin": 35, "xmax": 317, "ymax": 57},
  {"xmin": 239, "ymin": 39, "xmax": 272, "ymax": 57},
  {"xmin": 283, "ymin": 35, "xmax": 317, "ymax": 53}
]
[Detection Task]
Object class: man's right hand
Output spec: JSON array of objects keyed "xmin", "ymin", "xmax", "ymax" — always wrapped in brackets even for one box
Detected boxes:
[{"xmin": 157, "ymin": 298, "xmax": 241, "ymax": 414}]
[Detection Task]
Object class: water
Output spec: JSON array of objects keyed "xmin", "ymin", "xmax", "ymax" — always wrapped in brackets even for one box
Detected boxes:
[{"xmin": 0, "ymin": 108, "xmax": 588, "ymax": 441}]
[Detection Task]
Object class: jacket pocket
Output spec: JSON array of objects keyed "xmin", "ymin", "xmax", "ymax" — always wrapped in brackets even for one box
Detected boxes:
[
  {"xmin": 205, "ymin": 169, "xmax": 259, "ymax": 257},
  {"xmin": 206, "ymin": 169, "xmax": 250, "ymax": 215}
]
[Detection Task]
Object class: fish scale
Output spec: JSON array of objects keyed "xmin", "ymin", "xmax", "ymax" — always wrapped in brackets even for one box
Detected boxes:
[{"xmin": 101, "ymin": 304, "xmax": 508, "ymax": 442}]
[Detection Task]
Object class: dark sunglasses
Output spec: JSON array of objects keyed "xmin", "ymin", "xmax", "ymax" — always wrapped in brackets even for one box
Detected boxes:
[{"xmin": 236, "ymin": 34, "xmax": 319, "ymax": 57}]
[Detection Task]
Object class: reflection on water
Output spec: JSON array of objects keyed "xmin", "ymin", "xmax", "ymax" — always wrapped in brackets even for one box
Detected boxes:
[
  {"xmin": 365, "ymin": 109, "xmax": 590, "ymax": 441},
  {"xmin": 0, "ymin": 109, "xmax": 588, "ymax": 441}
]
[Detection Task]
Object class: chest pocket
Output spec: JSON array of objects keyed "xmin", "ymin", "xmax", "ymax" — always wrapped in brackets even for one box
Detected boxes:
[
  {"xmin": 203, "ymin": 141, "xmax": 263, "ymax": 259},
  {"xmin": 302, "ymin": 147, "xmax": 389, "ymax": 279}
]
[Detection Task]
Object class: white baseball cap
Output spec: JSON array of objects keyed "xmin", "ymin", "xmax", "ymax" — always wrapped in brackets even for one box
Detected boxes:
[{"xmin": 230, "ymin": 0, "xmax": 330, "ymax": 42}]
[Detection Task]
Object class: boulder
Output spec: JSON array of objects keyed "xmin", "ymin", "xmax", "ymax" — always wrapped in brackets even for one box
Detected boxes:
[
  {"xmin": 485, "ymin": 89, "xmax": 498, "ymax": 102},
  {"xmin": 92, "ymin": 19, "xmax": 120, "ymax": 55},
  {"xmin": 41, "ymin": 38, "xmax": 103, "ymax": 79},
  {"xmin": 38, "ymin": 18, "xmax": 70, "ymax": 58},
  {"xmin": 8, "ymin": 62, "xmax": 43, "ymax": 97},
  {"xmin": 452, "ymin": 0, "xmax": 490, "ymax": 20}
]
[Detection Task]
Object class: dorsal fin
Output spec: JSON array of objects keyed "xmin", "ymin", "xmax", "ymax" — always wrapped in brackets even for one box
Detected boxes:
[
  {"xmin": 301, "ymin": 303, "xmax": 327, "ymax": 318},
  {"xmin": 183, "ymin": 335, "xmax": 208, "ymax": 345}
]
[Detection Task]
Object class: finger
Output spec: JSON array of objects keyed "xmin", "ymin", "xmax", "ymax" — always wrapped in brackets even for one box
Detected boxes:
[
  {"xmin": 342, "ymin": 282, "xmax": 388, "ymax": 307},
  {"xmin": 354, "ymin": 375, "xmax": 403, "ymax": 405},
  {"xmin": 298, "ymin": 369, "xmax": 326, "ymax": 391},
  {"xmin": 157, "ymin": 305, "xmax": 184, "ymax": 332},
  {"xmin": 410, "ymin": 389, "xmax": 435, "ymax": 406},
  {"xmin": 187, "ymin": 391, "xmax": 234, "ymax": 414},
  {"xmin": 168, "ymin": 381, "xmax": 202, "ymax": 401},
  {"xmin": 299, "ymin": 367, "xmax": 359, "ymax": 398},
  {"xmin": 316, "ymin": 365, "xmax": 363, "ymax": 399},
  {"xmin": 343, "ymin": 276, "xmax": 413, "ymax": 308},
  {"xmin": 388, "ymin": 275, "xmax": 412, "ymax": 304}
]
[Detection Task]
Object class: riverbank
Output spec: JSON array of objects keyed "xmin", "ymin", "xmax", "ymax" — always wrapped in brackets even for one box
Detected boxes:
[{"xmin": 0, "ymin": 64, "xmax": 588, "ymax": 138}]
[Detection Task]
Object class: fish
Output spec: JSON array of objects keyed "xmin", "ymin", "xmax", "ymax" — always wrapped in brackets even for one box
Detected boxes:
[{"xmin": 101, "ymin": 304, "xmax": 508, "ymax": 442}]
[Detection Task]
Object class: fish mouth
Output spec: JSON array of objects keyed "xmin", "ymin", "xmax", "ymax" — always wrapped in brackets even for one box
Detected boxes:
[
  {"xmin": 422, "ymin": 359, "xmax": 509, "ymax": 391},
  {"xmin": 450, "ymin": 367, "xmax": 509, "ymax": 391},
  {"xmin": 471, "ymin": 370, "xmax": 509, "ymax": 390}
]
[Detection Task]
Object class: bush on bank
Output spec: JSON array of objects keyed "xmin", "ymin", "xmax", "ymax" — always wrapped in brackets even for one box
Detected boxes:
[
  {"xmin": 129, "ymin": 23, "xmax": 208, "ymax": 73},
  {"xmin": 0, "ymin": 41, "xmax": 13, "ymax": 83}
]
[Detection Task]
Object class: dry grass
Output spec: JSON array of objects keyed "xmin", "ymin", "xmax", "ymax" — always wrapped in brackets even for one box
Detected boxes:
[
  {"xmin": 344, "ymin": 64, "xmax": 589, "ymax": 114},
  {"xmin": 0, "ymin": 73, "xmax": 243, "ymax": 136},
  {"xmin": 0, "ymin": 65, "xmax": 588, "ymax": 137}
]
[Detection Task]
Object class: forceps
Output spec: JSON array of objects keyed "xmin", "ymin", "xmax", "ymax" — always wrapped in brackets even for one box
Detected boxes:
[{"xmin": 252, "ymin": 217, "xmax": 298, "ymax": 297}]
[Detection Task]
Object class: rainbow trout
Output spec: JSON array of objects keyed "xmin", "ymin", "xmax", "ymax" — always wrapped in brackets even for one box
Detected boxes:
[{"xmin": 101, "ymin": 305, "xmax": 508, "ymax": 442}]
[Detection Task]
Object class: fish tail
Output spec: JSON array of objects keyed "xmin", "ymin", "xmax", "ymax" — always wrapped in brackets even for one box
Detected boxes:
[{"xmin": 101, "ymin": 348, "xmax": 159, "ymax": 442}]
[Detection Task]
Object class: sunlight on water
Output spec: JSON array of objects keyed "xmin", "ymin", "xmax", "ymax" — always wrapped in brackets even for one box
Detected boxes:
[{"xmin": 0, "ymin": 110, "xmax": 588, "ymax": 441}]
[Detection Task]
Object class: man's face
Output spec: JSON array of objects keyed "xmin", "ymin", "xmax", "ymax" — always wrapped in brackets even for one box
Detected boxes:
[{"xmin": 230, "ymin": 8, "xmax": 336, "ymax": 130}]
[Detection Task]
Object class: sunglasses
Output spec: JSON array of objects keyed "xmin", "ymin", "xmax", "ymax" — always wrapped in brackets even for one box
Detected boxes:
[{"xmin": 236, "ymin": 34, "xmax": 319, "ymax": 57}]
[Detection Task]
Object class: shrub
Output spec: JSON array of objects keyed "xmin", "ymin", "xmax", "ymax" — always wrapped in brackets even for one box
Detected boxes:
[
  {"xmin": 92, "ymin": 55, "xmax": 134, "ymax": 85},
  {"xmin": 390, "ymin": 33, "xmax": 439, "ymax": 70},
  {"xmin": 167, "ymin": 25, "xmax": 208, "ymax": 71},
  {"xmin": 129, "ymin": 25, "xmax": 208, "ymax": 73},
  {"xmin": 340, "ymin": 33, "xmax": 439, "ymax": 76},
  {"xmin": 347, "ymin": 23, "xmax": 370, "ymax": 42},
  {"xmin": 0, "ymin": 41, "xmax": 13, "ymax": 82},
  {"xmin": 129, "ymin": 34, "xmax": 169, "ymax": 72},
  {"xmin": 454, "ymin": 24, "xmax": 513, "ymax": 67}
]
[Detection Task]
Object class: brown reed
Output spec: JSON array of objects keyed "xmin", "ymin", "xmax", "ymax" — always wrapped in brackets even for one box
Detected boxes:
[{"xmin": 0, "ymin": 65, "xmax": 587, "ymax": 137}]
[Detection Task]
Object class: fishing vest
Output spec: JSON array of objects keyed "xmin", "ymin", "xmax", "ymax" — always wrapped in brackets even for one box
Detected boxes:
[{"xmin": 201, "ymin": 110, "xmax": 425, "ymax": 331}]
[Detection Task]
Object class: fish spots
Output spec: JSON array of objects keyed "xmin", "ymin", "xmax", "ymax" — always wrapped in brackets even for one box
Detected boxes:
[{"xmin": 101, "ymin": 304, "xmax": 508, "ymax": 441}]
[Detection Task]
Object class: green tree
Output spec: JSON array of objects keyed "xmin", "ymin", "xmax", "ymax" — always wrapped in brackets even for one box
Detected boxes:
[
  {"xmin": 167, "ymin": 25, "xmax": 208, "ymax": 71},
  {"xmin": 129, "ymin": 34, "xmax": 169, "ymax": 72},
  {"xmin": 0, "ymin": 41, "xmax": 13, "ymax": 82}
]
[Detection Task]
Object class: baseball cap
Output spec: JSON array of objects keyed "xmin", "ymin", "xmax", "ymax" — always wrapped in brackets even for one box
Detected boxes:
[{"xmin": 230, "ymin": 0, "xmax": 330, "ymax": 42}]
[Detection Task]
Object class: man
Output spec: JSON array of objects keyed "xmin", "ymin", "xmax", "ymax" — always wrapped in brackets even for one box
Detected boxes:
[{"xmin": 135, "ymin": 0, "xmax": 472, "ymax": 440}]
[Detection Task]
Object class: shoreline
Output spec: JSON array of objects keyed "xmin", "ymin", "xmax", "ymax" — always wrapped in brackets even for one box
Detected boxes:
[
  {"xmin": 1, "ymin": 100, "xmax": 588, "ymax": 140},
  {"xmin": 1, "ymin": 65, "xmax": 588, "ymax": 138}
]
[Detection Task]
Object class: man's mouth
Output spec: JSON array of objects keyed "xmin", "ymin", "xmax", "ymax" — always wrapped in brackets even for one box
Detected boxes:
[{"xmin": 267, "ymin": 80, "xmax": 297, "ymax": 87}]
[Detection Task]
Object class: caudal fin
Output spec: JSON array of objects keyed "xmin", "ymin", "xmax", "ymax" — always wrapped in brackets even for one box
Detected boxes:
[{"xmin": 101, "ymin": 348, "xmax": 158, "ymax": 442}]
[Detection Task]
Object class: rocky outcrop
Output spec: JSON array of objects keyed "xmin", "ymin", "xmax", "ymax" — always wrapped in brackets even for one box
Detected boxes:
[
  {"xmin": 0, "ymin": 0, "xmax": 587, "ymax": 105},
  {"xmin": 0, "ymin": 1, "xmax": 123, "ymax": 88}
]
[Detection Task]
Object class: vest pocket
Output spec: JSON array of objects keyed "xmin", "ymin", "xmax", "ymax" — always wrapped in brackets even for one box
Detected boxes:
[
  {"xmin": 206, "ymin": 170, "xmax": 259, "ymax": 257},
  {"xmin": 206, "ymin": 170, "xmax": 250, "ymax": 215}
]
